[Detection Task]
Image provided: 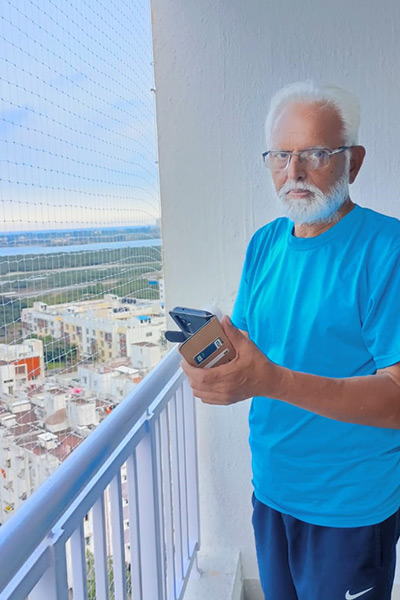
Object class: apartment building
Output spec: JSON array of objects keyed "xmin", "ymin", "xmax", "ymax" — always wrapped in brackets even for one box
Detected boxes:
[
  {"xmin": 21, "ymin": 302, "xmax": 64, "ymax": 339},
  {"xmin": 78, "ymin": 360, "xmax": 139, "ymax": 404},
  {"xmin": 0, "ymin": 339, "xmax": 44, "ymax": 397},
  {"xmin": 63, "ymin": 311, "xmax": 164, "ymax": 362},
  {"xmin": 21, "ymin": 294, "xmax": 165, "ymax": 363}
]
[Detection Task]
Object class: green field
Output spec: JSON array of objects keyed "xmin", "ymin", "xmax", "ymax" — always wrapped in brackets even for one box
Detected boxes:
[
  {"xmin": 0, "ymin": 246, "xmax": 161, "ymax": 274},
  {"xmin": 0, "ymin": 245, "xmax": 162, "ymax": 339}
]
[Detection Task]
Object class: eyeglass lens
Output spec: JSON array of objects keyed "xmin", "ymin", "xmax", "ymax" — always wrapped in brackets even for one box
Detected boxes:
[{"xmin": 267, "ymin": 149, "xmax": 330, "ymax": 171}]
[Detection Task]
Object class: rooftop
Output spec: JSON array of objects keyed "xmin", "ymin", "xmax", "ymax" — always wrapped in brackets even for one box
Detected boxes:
[{"xmin": 45, "ymin": 408, "xmax": 67, "ymax": 427}]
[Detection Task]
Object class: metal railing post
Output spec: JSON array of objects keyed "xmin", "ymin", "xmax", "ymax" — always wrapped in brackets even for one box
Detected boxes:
[{"xmin": 30, "ymin": 530, "xmax": 69, "ymax": 600}]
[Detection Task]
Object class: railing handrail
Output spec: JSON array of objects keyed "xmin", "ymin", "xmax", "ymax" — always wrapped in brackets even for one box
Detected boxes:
[{"xmin": 0, "ymin": 347, "xmax": 182, "ymax": 594}]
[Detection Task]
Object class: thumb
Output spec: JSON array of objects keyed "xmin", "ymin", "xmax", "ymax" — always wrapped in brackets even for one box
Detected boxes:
[{"xmin": 221, "ymin": 315, "xmax": 248, "ymax": 348}]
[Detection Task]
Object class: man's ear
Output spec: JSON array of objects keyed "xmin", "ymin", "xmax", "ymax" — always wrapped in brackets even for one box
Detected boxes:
[{"xmin": 349, "ymin": 145, "xmax": 366, "ymax": 184}]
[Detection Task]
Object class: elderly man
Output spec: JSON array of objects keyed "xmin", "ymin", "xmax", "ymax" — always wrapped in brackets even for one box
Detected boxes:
[{"xmin": 182, "ymin": 81, "xmax": 400, "ymax": 600}]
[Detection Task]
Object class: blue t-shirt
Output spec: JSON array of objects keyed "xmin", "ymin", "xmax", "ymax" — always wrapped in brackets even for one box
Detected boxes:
[{"xmin": 231, "ymin": 204, "xmax": 400, "ymax": 527}]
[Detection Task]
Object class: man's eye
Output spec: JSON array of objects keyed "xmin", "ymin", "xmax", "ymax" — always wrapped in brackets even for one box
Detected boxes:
[
  {"xmin": 275, "ymin": 152, "xmax": 289, "ymax": 160},
  {"xmin": 309, "ymin": 149, "xmax": 326, "ymax": 159}
]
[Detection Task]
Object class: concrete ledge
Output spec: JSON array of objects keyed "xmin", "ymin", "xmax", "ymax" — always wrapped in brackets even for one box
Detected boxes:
[
  {"xmin": 241, "ymin": 578, "xmax": 263, "ymax": 600},
  {"xmin": 184, "ymin": 551, "xmax": 242, "ymax": 600}
]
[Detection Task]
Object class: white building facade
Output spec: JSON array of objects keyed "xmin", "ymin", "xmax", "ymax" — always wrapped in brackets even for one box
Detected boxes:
[
  {"xmin": 21, "ymin": 294, "xmax": 165, "ymax": 363},
  {"xmin": 0, "ymin": 339, "xmax": 44, "ymax": 397}
]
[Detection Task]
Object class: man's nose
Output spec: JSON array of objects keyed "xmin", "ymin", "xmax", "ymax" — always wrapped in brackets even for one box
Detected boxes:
[{"xmin": 286, "ymin": 155, "xmax": 307, "ymax": 181}]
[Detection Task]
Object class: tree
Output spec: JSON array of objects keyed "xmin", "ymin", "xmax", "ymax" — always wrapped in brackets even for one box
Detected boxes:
[
  {"xmin": 86, "ymin": 550, "xmax": 132, "ymax": 600},
  {"xmin": 28, "ymin": 334, "xmax": 78, "ymax": 368}
]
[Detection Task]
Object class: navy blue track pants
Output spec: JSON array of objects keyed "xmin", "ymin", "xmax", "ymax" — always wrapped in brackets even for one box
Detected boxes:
[{"xmin": 252, "ymin": 495, "xmax": 400, "ymax": 600}]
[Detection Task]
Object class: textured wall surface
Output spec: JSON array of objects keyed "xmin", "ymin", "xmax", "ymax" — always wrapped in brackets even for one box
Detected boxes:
[{"xmin": 151, "ymin": 0, "xmax": 400, "ymax": 580}]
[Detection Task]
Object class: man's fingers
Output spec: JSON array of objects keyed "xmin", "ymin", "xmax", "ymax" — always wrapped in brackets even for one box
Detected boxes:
[
  {"xmin": 181, "ymin": 358, "xmax": 226, "ymax": 384},
  {"xmin": 188, "ymin": 374, "xmax": 224, "ymax": 394},
  {"xmin": 192, "ymin": 390, "xmax": 228, "ymax": 405},
  {"xmin": 221, "ymin": 315, "xmax": 247, "ymax": 348},
  {"xmin": 180, "ymin": 359, "xmax": 208, "ymax": 383}
]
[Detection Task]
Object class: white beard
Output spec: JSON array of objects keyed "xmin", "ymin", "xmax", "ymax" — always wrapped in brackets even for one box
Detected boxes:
[{"xmin": 275, "ymin": 172, "xmax": 350, "ymax": 225}]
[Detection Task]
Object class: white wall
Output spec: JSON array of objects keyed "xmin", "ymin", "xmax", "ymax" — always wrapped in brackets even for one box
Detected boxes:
[{"xmin": 151, "ymin": 0, "xmax": 400, "ymax": 580}]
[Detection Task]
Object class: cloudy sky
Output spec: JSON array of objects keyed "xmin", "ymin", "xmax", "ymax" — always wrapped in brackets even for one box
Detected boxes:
[{"xmin": 0, "ymin": 0, "xmax": 160, "ymax": 231}]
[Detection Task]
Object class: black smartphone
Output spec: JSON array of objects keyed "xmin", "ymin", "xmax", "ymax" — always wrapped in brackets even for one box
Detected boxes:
[
  {"xmin": 165, "ymin": 307, "xmax": 214, "ymax": 342},
  {"xmin": 165, "ymin": 306, "xmax": 235, "ymax": 367}
]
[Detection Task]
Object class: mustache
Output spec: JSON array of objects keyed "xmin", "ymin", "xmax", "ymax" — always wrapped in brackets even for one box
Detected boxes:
[{"xmin": 278, "ymin": 181, "xmax": 321, "ymax": 199}]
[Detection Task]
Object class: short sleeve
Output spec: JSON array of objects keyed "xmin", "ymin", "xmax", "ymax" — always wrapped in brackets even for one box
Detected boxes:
[
  {"xmin": 362, "ymin": 246, "xmax": 400, "ymax": 369},
  {"xmin": 231, "ymin": 234, "xmax": 258, "ymax": 332},
  {"xmin": 231, "ymin": 261, "xmax": 249, "ymax": 331}
]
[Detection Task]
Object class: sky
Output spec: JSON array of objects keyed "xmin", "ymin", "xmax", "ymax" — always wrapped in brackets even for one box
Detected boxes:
[{"xmin": 0, "ymin": 0, "xmax": 160, "ymax": 231}]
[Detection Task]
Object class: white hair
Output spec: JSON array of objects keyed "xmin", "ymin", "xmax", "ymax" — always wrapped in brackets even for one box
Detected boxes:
[{"xmin": 265, "ymin": 81, "xmax": 360, "ymax": 147}]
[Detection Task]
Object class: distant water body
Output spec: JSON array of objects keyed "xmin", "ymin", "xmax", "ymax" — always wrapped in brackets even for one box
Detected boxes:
[{"xmin": 0, "ymin": 239, "xmax": 162, "ymax": 257}]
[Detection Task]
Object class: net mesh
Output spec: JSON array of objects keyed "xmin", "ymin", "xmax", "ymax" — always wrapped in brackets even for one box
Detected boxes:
[{"xmin": 0, "ymin": 0, "xmax": 165, "ymax": 533}]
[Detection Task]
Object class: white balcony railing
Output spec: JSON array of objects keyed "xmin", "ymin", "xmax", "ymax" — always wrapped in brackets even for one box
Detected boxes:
[{"xmin": 0, "ymin": 348, "xmax": 199, "ymax": 600}]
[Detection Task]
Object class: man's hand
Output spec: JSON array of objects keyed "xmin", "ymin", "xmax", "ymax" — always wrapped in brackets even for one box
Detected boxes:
[
  {"xmin": 181, "ymin": 316, "xmax": 400, "ymax": 427},
  {"xmin": 180, "ymin": 316, "xmax": 278, "ymax": 405}
]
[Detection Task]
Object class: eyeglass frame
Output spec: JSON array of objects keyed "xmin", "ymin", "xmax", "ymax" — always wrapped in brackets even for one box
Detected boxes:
[{"xmin": 262, "ymin": 146, "xmax": 353, "ymax": 171}]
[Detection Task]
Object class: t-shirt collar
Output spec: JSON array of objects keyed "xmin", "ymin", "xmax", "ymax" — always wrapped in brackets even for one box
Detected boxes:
[{"xmin": 287, "ymin": 204, "xmax": 361, "ymax": 250}]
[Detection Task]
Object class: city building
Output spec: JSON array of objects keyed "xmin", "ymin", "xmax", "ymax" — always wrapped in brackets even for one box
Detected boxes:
[
  {"xmin": 21, "ymin": 294, "xmax": 166, "ymax": 363},
  {"xmin": 21, "ymin": 302, "xmax": 64, "ymax": 340},
  {"xmin": 0, "ymin": 351, "xmax": 156, "ymax": 560},
  {"xmin": 0, "ymin": 339, "xmax": 44, "ymax": 398},
  {"xmin": 0, "ymin": 393, "xmax": 81, "ymax": 524},
  {"xmin": 78, "ymin": 359, "xmax": 139, "ymax": 404},
  {"xmin": 3, "ymin": 293, "xmax": 165, "ymax": 552}
]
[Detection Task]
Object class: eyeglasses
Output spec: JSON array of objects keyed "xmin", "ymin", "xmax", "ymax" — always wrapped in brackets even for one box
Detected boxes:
[{"xmin": 262, "ymin": 146, "xmax": 352, "ymax": 172}]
